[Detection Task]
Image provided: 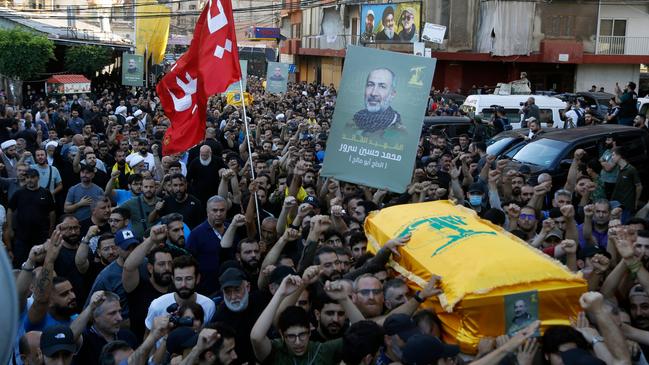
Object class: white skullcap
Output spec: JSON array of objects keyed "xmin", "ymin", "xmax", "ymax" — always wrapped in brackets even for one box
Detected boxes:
[
  {"xmin": 276, "ymin": 113, "xmax": 285, "ymax": 121},
  {"xmin": 133, "ymin": 109, "xmax": 143, "ymax": 117},
  {"xmin": 128, "ymin": 154, "xmax": 145, "ymax": 168},
  {"xmin": 115, "ymin": 106, "xmax": 127, "ymax": 115},
  {"xmin": 126, "ymin": 116, "xmax": 134, "ymax": 123},
  {"xmin": 1, "ymin": 139, "xmax": 16, "ymax": 150},
  {"xmin": 45, "ymin": 141, "xmax": 58, "ymax": 149}
]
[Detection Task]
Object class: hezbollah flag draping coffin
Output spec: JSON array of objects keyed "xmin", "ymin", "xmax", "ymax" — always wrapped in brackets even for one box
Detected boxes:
[{"xmin": 365, "ymin": 201, "xmax": 587, "ymax": 353}]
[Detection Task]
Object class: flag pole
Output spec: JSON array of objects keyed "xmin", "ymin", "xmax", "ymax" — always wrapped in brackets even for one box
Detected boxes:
[{"xmin": 238, "ymin": 79, "xmax": 262, "ymax": 238}]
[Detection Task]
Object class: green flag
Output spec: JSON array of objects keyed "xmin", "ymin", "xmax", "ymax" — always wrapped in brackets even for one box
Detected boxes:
[{"xmin": 321, "ymin": 45, "xmax": 436, "ymax": 193}]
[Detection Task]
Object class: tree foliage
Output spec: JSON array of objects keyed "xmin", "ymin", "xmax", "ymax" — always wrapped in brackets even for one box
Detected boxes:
[
  {"xmin": 64, "ymin": 45, "xmax": 113, "ymax": 77},
  {"xmin": 0, "ymin": 28, "xmax": 55, "ymax": 80}
]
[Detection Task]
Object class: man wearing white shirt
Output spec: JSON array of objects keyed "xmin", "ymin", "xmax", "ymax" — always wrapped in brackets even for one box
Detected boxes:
[
  {"xmin": 559, "ymin": 100, "xmax": 584, "ymax": 129},
  {"xmin": 144, "ymin": 255, "xmax": 215, "ymax": 333}
]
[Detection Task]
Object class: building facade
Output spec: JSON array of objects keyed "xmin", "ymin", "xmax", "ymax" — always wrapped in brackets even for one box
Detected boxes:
[{"xmin": 280, "ymin": 0, "xmax": 649, "ymax": 94}]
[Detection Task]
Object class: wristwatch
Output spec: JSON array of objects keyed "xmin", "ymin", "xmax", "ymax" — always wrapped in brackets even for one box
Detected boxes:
[
  {"xmin": 591, "ymin": 335, "xmax": 604, "ymax": 346},
  {"xmin": 414, "ymin": 290, "xmax": 425, "ymax": 303},
  {"xmin": 21, "ymin": 261, "xmax": 35, "ymax": 272}
]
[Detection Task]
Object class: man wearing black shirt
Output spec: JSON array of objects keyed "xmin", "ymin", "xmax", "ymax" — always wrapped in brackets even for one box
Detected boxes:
[
  {"xmin": 149, "ymin": 174, "xmax": 204, "ymax": 229},
  {"xmin": 80, "ymin": 196, "xmax": 111, "ymax": 238},
  {"xmin": 187, "ymin": 145, "xmax": 226, "ymax": 203},
  {"xmin": 7, "ymin": 168, "xmax": 55, "ymax": 266},
  {"xmin": 123, "ymin": 227, "xmax": 173, "ymax": 341}
]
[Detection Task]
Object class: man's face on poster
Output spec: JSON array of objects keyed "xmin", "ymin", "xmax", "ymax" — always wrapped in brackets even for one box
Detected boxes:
[
  {"xmin": 514, "ymin": 300, "xmax": 528, "ymax": 318},
  {"xmin": 364, "ymin": 69, "xmax": 396, "ymax": 113},
  {"xmin": 129, "ymin": 59, "xmax": 136, "ymax": 68},
  {"xmin": 402, "ymin": 10, "xmax": 414, "ymax": 29},
  {"xmin": 383, "ymin": 13, "xmax": 395, "ymax": 30},
  {"xmin": 274, "ymin": 67, "xmax": 282, "ymax": 77}
]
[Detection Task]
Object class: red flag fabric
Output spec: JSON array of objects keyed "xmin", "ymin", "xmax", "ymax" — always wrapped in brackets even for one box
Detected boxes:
[{"xmin": 158, "ymin": 0, "xmax": 241, "ymax": 156}]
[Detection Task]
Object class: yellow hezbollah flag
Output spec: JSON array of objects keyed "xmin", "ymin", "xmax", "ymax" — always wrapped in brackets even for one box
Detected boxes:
[
  {"xmin": 226, "ymin": 92, "xmax": 253, "ymax": 107},
  {"xmin": 136, "ymin": 0, "xmax": 170, "ymax": 65},
  {"xmin": 365, "ymin": 201, "xmax": 586, "ymax": 353}
]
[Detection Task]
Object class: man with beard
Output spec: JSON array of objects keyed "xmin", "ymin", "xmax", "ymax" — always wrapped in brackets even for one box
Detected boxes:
[
  {"xmin": 630, "ymin": 285, "xmax": 649, "ymax": 332},
  {"xmin": 126, "ymin": 138, "xmax": 155, "ymax": 173},
  {"xmin": 86, "ymin": 227, "xmax": 151, "ymax": 321},
  {"xmin": 513, "ymin": 206, "xmax": 538, "ymax": 242},
  {"xmin": 74, "ymin": 147, "xmax": 109, "ymax": 188},
  {"xmin": 236, "ymin": 239, "xmax": 261, "ymax": 287},
  {"xmin": 7, "ymin": 168, "xmax": 55, "ymax": 266},
  {"xmin": 160, "ymin": 213, "xmax": 190, "ymax": 257},
  {"xmin": 64, "ymin": 165, "xmax": 104, "ymax": 221},
  {"xmin": 53, "ymin": 215, "xmax": 92, "ymax": 306},
  {"xmin": 600, "ymin": 136, "xmax": 619, "ymax": 199},
  {"xmin": 315, "ymin": 246, "xmax": 343, "ymax": 282},
  {"xmin": 105, "ymin": 172, "xmax": 143, "ymax": 206},
  {"xmin": 123, "ymin": 225, "xmax": 173, "ymax": 341},
  {"xmin": 350, "ymin": 68, "xmax": 403, "ymax": 138},
  {"xmin": 144, "ymin": 255, "xmax": 215, "ymax": 337},
  {"xmin": 72, "ymin": 291, "xmax": 138, "ymax": 365},
  {"xmin": 25, "ymin": 229, "xmax": 79, "ymax": 332},
  {"xmin": 110, "ymin": 149, "xmax": 132, "ymax": 190},
  {"xmin": 509, "ymin": 173, "xmax": 525, "ymax": 204},
  {"xmin": 187, "ymin": 145, "xmax": 226, "ymax": 203},
  {"xmin": 76, "ymin": 233, "xmax": 119, "ymax": 296},
  {"xmin": 187, "ymin": 196, "xmax": 247, "ymax": 295},
  {"xmin": 375, "ymin": 6, "xmax": 396, "ymax": 41},
  {"xmin": 212, "ymin": 267, "xmax": 266, "ymax": 365},
  {"xmin": 311, "ymin": 296, "xmax": 348, "ymax": 342},
  {"xmin": 1, "ymin": 139, "xmax": 20, "ymax": 178},
  {"xmin": 32, "ymin": 148, "xmax": 63, "ymax": 195},
  {"xmin": 149, "ymin": 174, "xmax": 204, "ymax": 229},
  {"xmin": 120, "ymin": 176, "xmax": 160, "ymax": 239},
  {"xmin": 579, "ymin": 200, "xmax": 611, "ymax": 249}
]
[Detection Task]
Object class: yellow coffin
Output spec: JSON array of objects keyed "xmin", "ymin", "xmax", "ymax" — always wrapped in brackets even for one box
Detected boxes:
[{"xmin": 365, "ymin": 201, "xmax": 586, "ymax": 353}]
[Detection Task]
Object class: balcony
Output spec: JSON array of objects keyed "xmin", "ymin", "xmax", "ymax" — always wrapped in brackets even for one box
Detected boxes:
[{"xmin": 596, "ymin": 36, "xmax": 649, "ymax": 55}]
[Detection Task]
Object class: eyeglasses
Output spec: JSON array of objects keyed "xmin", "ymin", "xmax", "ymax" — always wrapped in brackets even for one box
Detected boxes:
[
  {"xmin": 518, "ymin": 214, "xmax": 536, "ymax": 221},
  {"xmin": 108, "ymin": 218, "xmax": 124, "ymax": 223},
  {"xmin": 284, "ymin": 331, "xmax": 309, "ymax": 343},
  {"xmin": 357, "ymin": 288, "xmax": 382, "ymax": 297}
]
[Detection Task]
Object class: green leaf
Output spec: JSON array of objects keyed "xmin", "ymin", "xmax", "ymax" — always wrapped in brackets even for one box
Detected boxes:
[
  {"xmin": 0, "ymin": 28, "xmax": 55, "ymax": 80},
  {"xmin": 64, "ymin": 45, "xmax": 113, "ymax": 78}
]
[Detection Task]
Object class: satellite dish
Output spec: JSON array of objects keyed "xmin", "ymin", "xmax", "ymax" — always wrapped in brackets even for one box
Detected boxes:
[{"xmin": 0, "ymin": 247, "xmax": 18, "ymax": 364}]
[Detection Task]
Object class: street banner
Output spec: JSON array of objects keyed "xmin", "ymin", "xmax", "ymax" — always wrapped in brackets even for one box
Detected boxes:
[
  {"xmin": 360, "ymin": 2, "xmax": 421, "ymax": 43},
  {"xmin": 265, "ymin": 62, "xmax": 289, "ymax": 94},
  {"xmin": 225, "ymin": 60, "xmax": 248, "ymax": 93},
  {"xmin": 122, "ymin": 54, "xmax": 144, "ymax": 86},
  {"xmin": 320, "ymin": 45, "xmax": 435, "ymax": 192},
  {"xmin": 136, "ymin": 0, "xmax": 170, "ymax": 64},
  {"xmin": 365, "ymin": 201, "xmax": 586, "ymax": 353}
]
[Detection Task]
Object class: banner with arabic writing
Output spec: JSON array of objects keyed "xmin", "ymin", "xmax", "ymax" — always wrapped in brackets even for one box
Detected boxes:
[{"xmin": 321, "ymin": 45, "xmax": 436, "ymax": 192}]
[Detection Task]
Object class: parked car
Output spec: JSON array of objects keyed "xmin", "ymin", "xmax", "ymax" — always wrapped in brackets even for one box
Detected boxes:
[
  {"xmin": 460, "ymin": 94, "xmax": 566, "ymax": 129},
  {"xmin": 638, "ymin": 97, "xmax": 649, "ymax": 119},
  {"xmin": 486, "ymin": 129, "xmax": 528, "ymax": 158},
  {"xmin": 503, "ymin": 125, "xmax": 649, "ymax": 196},
  {"xmin": 421, "ymin": 116, "xmax": 473, "ymax": 143},
  {"xmin": 577, "ymin": 92, "xmax": 615, "ymax": 120}
]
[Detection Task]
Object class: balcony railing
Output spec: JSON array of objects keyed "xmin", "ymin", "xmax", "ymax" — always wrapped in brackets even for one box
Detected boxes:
[{"xmin": 597, "ymin": 36, "xmax": 649, "ymax": 55}]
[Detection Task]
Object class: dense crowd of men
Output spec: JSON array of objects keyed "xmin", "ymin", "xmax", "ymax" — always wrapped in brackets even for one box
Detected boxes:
[{"xmin": 2, "ymin": 73, "xmax": 649, "ymax": 365}]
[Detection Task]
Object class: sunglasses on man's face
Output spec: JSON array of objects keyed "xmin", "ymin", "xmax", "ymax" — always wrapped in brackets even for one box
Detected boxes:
[{"xmin": 518, "ymin": 214, "xmax": 536, "ymax": 221}]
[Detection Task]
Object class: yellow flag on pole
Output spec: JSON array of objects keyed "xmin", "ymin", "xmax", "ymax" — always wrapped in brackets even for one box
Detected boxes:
[{"xmin": 136, "ymin": 0, "xmax": 170, "ymax": 65}]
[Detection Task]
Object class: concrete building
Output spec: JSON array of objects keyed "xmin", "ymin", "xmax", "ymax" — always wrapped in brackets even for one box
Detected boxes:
[{"xmin": 280, "ymin": 0, "xmax": 649, "ymax": 93}]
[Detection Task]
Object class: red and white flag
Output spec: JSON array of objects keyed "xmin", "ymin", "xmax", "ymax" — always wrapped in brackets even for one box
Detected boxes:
[{"xmin": 158, "ymin": 0, "xmax": 242, "ymax": 156}]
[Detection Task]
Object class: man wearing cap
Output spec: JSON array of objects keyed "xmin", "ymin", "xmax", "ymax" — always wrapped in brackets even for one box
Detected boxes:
[
  {"xmin": 212, "ymin": 267, "xmax": 266, "ymax": 365},
  {"xmin": 376, "ymin": 313, "xmax": 421, "ymax": 365},
  {"xmin": 64, "ymin": 165, "xmax": 104, "ymax": 221},
  {"xmin": 464, "ymin": 182, "xmax": 488, "ymax": 215},
  {"xmin": 40, "ymin": 325, "xmax": 77, "ymax": 365},
  {"xmin": 1, "ymin": 138, "xmax": 19, "ymax": 178},
  {"xmin": 7, "ymin": 167, "xmax": 55, "ymax": 266},
  {"xmin": 168, "ymin": 324, "xmax": 238, "ymax": 365},
  {"xmin": 85, "ymin": 228, "xmax": 151, "ymax": 320},
  {"xmin": 133, "ymin": 109, "xmax": 149, "ymax": 132}
]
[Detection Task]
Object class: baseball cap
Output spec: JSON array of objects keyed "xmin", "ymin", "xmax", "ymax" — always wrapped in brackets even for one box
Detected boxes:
[
  {"xmin": 546, "ymin": 228, "xmax": 563, "ymax": 241},
  {"xmin": 40, "ymin": 325, "xmax": 76, "ymax": 357},
  {"xmin": 304, "ymin": 195, "xmax": 319, "ymax": 209},
  {"xmin": 383, "ymin": 314, "xmax": 421, "ymax": 342},
  {"xmin": 166, "ymin": 327, "xmax": 198, "ymax": 356},
  {"xmin": 78, "ymin": 164, "xmax": 96, "ymax": 173},
  {"xmin": 560, "ymin": 348, "xmax": 606, "ymax": 365},
  {"xmin": 525, "ymin": 116, "xmax": 537, "ymax": 123},
  {"xmin": 24, "ymin": 168, "xmax": 39, "ymax": 177},
  {"xmin": 269, "ymin": 265, "xmax": 296, "ymax": 286},
  {"xmin": 468, "ymin": 183, "xmax": 485, "ymax": 194},
  {"xmin": 402, "ymin": 335, "xmax": 459, "ymax": 365},
  {"xmin": 219, "ymin": 267, "xmax": 247, "ymax": 289},
  {"xmin": 115, "ymin": 228, "xmax": 139, "ymax": 250}
]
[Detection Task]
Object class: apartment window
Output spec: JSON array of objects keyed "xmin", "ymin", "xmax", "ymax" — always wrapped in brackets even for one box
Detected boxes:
[
  {"xmin": 547, "ymin": 15, "xmax": 575, "ymax": 37},
  {"xmin": 599, "ymin": 19, "xmax": 626, "ymax": 37},
  {"xmin": 599, "ymin": 19, "xmax": 626, "ymax": 54}
]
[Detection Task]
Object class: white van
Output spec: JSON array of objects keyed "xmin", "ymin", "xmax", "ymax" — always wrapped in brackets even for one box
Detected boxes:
[{"xmin": 460, "ymin": 95, "xmax": 567, "ymax": 129}]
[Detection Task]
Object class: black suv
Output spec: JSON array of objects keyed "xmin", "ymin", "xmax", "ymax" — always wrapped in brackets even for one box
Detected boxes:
[{"xmin": 503, "ymin": 125, "xmax": 649, "ymax": 196}]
